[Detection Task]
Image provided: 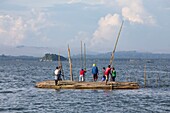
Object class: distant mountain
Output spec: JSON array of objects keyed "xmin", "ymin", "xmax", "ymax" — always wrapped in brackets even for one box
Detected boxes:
[
  {"xmin": 1, "ymin": 45, "xmax": 170, "ymax": 59},
  {"xmin": 0, "ymin": 54, "xmax": 39, "ymax": 61},
  {"xmin": 72, "ymin": 51, "xmax": 170, "ymax": 59}
]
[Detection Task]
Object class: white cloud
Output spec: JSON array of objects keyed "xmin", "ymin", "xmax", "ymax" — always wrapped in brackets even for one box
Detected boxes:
[
  {"xmin": 0, "ymin": 9, "xmax": 52, "ymax": 46},
  {"xmin": 67, "ymin": 13, "xmax": 122, "ymax": 53},
  {"xmin": 86, "ymin": 0, "xmax": 156, "ymax": 52},
  {"xmin": 0, "ymin": 0, "xmax": 159, "ymax": 55},
  {"xmin": 117, "ymin": 0, "xmax": 155, "ymax": 25},
  {"xmin": 0, "ymin": 15, "xmax": 26, "ymax": 45},
  {"xmin": 90, "ymin": 14, "xmax": 121, "ymax": 52},
  {"xmin": 86, "ymin": 0, "xmax": 155, "ymax": 25},
  {"xmin": 26, "ymin": 9, "xmax": 53, "ymax": 42}
]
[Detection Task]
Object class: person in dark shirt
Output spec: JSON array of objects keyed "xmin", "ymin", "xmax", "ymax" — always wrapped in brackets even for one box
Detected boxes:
[{"xmin": 92, "ymin": 64, "xmax": 98, "ymax": 82}]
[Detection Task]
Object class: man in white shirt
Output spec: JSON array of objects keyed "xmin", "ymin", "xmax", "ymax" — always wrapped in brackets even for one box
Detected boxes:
[{"xmin": 54, "ymin": 66, "xmax": 61, "ymax": 85}]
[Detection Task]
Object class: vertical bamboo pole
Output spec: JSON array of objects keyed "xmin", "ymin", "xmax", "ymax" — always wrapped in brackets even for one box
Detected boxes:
[
  {"xmin": 110, "ymin": 20, "xmax": 124, "ymax": 65},
  {"xmin": 68, "ymin": 45, "xmax": 73, "ymax": 81},
  {"xmin": 144, "ymin": 64, "xmax": 147, "ymax": 87},
  {"xmin": 57, "ymin": 52, "xmax": 60, "ymax": 84},
  {"xmin": 84, "ymin": 43, "xmax": 86, "ymax": 70},
  {"xmin": 58, "ymin": 51, "xmax": 60, "ymax": 66},
  {"xmin": 81, "ymin": 41, "xmax": 83, "ymax": 69},
  {"xmin": 156, "ymin": 74, "xmax": 158, "ymax": 87},
  {"xmin": 157, "ymin": 73, "xmax": 161, "ymax": 87},
  {"xmin": 58, "ymin": 51, "xmax": 64, "ymax": 80},
  {"xmin": 126, "ymin": 72, "xmax": 128, "ymax": 82}
]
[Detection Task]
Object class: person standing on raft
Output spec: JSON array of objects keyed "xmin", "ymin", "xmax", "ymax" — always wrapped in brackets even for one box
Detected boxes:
[
  {"xmin": 79, "ymin": 68, "xmax": 86, "ymax": 82},
  {"xmin": 54, "ymin": 66, "xmax": 61, "ymax": 85},
  {"xmin": 92, "ymin": 64, "xmax": 98, "ymax": 82},
  {"xmin": 111, "ymin": 67, "xmax": 116, "ymax": 81},
  {"xmin": 105, "ymin": 65, "xmax": 111, "ymax": 85}
]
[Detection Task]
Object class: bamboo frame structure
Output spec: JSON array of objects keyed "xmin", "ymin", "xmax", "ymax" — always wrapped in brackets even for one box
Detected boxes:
[{"xmin": 68, "ymin": 45, "xmax": 73, "ymax": 81}]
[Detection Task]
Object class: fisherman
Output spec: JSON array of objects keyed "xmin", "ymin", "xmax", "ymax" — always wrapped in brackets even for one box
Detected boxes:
[
  {"xmin": 92, "ymin": 64, "xmax": 98, "ymax": 82},
  {"xmin": 105, "ymin": 65, "xmax": 111, "ymax": 85},
  {"xmin": 54, "ymin": 66, "xmax": 61, "ymax": 85},
  {"xmin": 101, "ymin": 67, "xmax": 106, "ymax": 81},
  {"xmin": 111, "ymin": 67, "xmax": 116, "ymax": 81},
  {"xmin": 79, "ymin": 68, "xmax": 86, "ymax": 82}
]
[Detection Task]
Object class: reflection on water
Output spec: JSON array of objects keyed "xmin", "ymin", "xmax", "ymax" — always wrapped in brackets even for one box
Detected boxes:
[{"xmin": 0, "ymin": 59, "xmax": 170, "ymax": 113}]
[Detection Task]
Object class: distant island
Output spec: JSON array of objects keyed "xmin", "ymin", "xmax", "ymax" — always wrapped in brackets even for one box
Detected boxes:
[
  {"xmin": 40, "ymin": 53, "xmax": 67, "ymax": 61},
  {"xmin": 1, "ymin": 51, "xmax": 170, "ymax": 61},
  {"xmin": 0, "ymin": 53, "xmax": 67, "ymax": 61}
]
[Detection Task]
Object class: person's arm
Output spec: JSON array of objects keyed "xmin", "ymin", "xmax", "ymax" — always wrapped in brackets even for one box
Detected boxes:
[{"xmin": 84, "ymin": 70, "xmax": 86, "ymax": 73}]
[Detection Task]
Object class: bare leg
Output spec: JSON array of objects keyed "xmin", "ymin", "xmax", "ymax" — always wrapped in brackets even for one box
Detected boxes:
[{"xmin": 105, "ymin": 75, "xmax": 108, "ymax": 85}]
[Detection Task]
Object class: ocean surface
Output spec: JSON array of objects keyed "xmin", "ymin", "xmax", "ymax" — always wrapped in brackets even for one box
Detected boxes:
[{"xmin": 0, "ymin": 58, "xmax": 170, "ymax": 113}]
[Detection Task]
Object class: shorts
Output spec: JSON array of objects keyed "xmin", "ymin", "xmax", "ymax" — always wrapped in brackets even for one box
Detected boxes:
[
  {"xmin": 102, "ymin": 75, "xmax": 106, "ymax": 81},
  {"xmin": 105, "ymin": 75, "xmax": 109, "ymax": 81}
]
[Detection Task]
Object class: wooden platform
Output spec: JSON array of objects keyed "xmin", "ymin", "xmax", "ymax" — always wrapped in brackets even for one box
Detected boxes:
[{"xmin": 35, "ymin": 80, "xmax": 139, "ymax": 90}]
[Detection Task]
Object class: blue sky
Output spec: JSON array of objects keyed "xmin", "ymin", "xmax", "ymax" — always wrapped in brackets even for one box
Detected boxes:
[{"xmin": 0, "ymin": 0, "xmax": 170, "ymax": 56}]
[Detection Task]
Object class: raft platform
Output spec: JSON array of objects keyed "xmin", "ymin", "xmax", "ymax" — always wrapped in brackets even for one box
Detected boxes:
[{"xmin": 35, "ymin": 80, "xmax": 139, "ymax": 90}]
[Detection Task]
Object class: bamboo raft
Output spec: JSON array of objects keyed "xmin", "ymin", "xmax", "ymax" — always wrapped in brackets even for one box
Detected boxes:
[{"xmin": 35, "ymin": 80, "xmax": 139, "ymax": 90}]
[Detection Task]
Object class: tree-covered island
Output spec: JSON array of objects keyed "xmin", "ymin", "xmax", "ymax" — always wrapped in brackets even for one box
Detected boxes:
[{"xmin": 40, "ymin": 53, "xmax": 67, "ymax": 61}]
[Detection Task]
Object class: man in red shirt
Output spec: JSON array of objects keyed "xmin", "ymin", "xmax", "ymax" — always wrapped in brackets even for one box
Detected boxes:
[
  {"xmin": 79, "ymin": 69, "xmax": 86, "ymax": 82},
  {"xmin": 105, "ymin": 65, "xmax": 111, "ymax": 85}
]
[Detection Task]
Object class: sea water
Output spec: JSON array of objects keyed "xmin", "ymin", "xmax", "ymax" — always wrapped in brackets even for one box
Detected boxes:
[{"xmin": 0, "ymin": 58, "xmax": 170, "ymax": 113}]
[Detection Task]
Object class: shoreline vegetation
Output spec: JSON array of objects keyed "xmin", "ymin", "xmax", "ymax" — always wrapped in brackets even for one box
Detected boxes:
[
  {"xmin": 0, "ymin": 51, "xmax": 170, "ymax": 61},
  {"xmin": 40, "ymin": 53, "xmax": 67, "ymax": 61}
]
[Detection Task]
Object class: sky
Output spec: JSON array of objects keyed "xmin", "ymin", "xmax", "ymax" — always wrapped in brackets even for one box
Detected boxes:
[{"xmin": 0, "ymin": 0, "xmax": 170, "ymax": 56}]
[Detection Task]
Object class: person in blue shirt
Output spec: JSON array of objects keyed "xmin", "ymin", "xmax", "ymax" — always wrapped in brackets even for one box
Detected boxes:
[{"xmin": 92, "ymin": 64, "xmax": 98, "ymax": 81}]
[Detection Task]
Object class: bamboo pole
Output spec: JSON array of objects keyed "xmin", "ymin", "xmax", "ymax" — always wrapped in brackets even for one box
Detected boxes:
[
  {"xmin": 58, "ymin": 51, "xmax": 61, "ymax": 66},
  {"xmin": 81, "ymin": 41, "xmax": 83, "ymax": 69},
  {"xmin": 144, "ymin": 64, "xmax": 146, "ymax": 87},
  {"xmin": 110, "ymin": 20, "xmax": 124, "ymax": 65},
  {"xmin": 58, "ymin": 51, "xmax": 64, "ymax": 80},
  {"xmin": 68, "ymin": 45, "xmax": 73, "ymax": 81},
  {"xmin": 156, "ymin": 73, "xmax": 160, "ymax": 87},
  {"xmin": 84, "ymin": 43, "xmax": 86, "ymax": 70}
]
